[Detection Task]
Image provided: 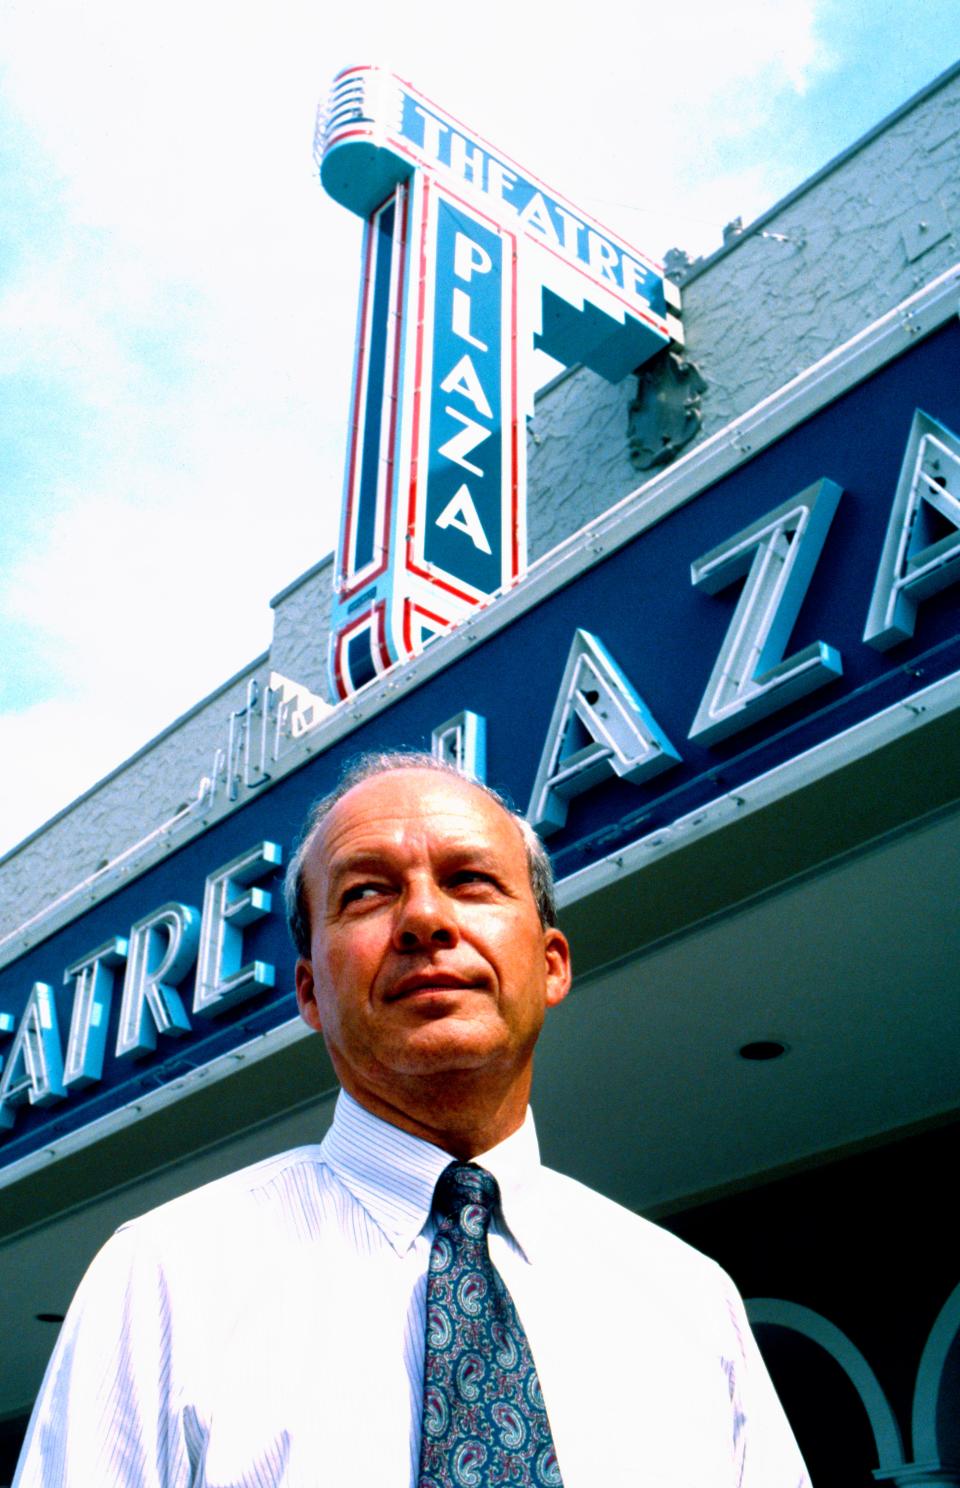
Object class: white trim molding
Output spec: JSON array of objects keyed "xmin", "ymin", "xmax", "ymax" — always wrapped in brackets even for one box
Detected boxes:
[{"xmin": 747, "ymin": 1297, "xmax": 905, "ymax": 1473}]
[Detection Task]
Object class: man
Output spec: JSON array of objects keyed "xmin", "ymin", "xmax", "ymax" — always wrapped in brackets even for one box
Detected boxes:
[{"xmin": 16, "ymin": 751, "xmax": 809, "ymax": 1486}]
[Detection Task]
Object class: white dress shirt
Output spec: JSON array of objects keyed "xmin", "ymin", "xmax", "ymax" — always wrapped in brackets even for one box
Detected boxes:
[{"xmin": 15, "ymin": 1091, "xmax": 809, "ymax": 1487}]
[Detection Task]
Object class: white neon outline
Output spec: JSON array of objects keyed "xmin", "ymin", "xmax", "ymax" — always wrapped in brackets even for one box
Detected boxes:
[
  {"xmin": 689, "ymin": 479, "xmax": 844, "ymax": 744},
  {"xmin": 864, "ymin": 410, "xmax": 960, "ymax": 651},
  {"xmin": 527, "ymin": 628, "xmax": 680, "ymax": 836}
]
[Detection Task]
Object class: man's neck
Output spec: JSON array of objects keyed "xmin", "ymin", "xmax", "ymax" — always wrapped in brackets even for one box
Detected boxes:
[{"xmin": 338, "ymin": 1070, "xmax": 531, "ymax": 1160}]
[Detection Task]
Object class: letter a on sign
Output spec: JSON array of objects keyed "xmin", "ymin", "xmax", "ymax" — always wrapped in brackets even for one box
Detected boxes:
[
  {"xmin": 864, "ymin": 409, "xmax": 960, "ymax": 650},
  {"xmin": 436, "ymin": 485, "xmax": 492, "ymax": 554},
  {"xmin": 0, "ymin": 983, "xmax": 65, "ymax": 1131},
  {"xmin": 440, "ymin": 355, "xmax": 493, "ymax": 418},
  {"xmin": 527, "ymin": 629, "xmax": 680, "ymax": 836}
]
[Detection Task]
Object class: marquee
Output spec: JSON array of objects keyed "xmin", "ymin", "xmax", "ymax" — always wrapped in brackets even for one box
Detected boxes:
[{"xmin": 2, "ymin": 258, "xmax": 958, "ymax": 1186}]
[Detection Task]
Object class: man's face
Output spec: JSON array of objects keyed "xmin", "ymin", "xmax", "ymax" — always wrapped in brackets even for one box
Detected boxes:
[{"xmin": 294, "ymin": 770, "xmax": 571, "ymax": 1109}]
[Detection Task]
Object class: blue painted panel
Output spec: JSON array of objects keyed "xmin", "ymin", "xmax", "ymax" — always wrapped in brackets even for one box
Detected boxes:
[
  {"xmin": 423, "ymin": 199, "xmax": 504, "ymax": 591},
  {"xmin": 536, "ymin": 288, "xmax": 668, "ymax": 382}
]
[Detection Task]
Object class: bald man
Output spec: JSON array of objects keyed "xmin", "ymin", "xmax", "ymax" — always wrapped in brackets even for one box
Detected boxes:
[{"xmin": 16, "ymin": 751, "xmax": 809, "ymax": 1488}]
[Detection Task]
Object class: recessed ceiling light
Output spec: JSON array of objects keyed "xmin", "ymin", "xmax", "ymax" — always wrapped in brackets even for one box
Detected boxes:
[{"xmin": 738, "ymin": 1040, "xmax": 789, "ymax": 1061}]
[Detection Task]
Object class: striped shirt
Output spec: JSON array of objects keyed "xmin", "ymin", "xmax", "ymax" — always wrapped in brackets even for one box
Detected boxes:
[{"xmin": 15, "ymin": 1091, "xmax": 809, "ymax": 1487}]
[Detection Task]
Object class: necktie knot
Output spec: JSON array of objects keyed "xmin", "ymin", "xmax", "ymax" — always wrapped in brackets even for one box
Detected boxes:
[{"xmin": 433, "ymin": 1161, "xmax": 498, "ymax": 1233}]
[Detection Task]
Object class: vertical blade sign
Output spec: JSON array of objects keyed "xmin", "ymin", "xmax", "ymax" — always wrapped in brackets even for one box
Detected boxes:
[{"xmin": 317, "ymin": 66, "xmax": 682, "ymax": 698}]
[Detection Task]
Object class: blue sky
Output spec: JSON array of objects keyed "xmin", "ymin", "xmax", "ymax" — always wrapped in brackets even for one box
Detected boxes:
[{"xmin": 0, "ymin": 0, "xmax": 958, "ymax": 857}]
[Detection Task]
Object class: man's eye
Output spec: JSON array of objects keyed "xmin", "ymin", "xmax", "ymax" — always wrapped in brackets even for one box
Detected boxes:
[
  {"xmin": 340, "ymin": 883, "xmax": 388, "ymax": 907},
  {"xmin": 449, "ymin": 870, "xmax": 497, "ymax": 890}
]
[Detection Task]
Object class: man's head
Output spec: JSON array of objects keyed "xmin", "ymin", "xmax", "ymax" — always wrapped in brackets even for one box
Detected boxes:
[
  {"xmin": 285, "ymin": 752, "xmax": 558, "ymax": 955},
  {"xmin": 287, "ymin": 752, "xmax": 571, "ymax": 1150}
]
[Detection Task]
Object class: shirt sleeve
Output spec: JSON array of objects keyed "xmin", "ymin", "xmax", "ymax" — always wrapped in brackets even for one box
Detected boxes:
[
  {"xmin": 13, "ymin": 1224, "xmax": 196, "ymax": 1488},
  {"xmin": 724, "ymin": 1283, "xmax": 812, "ymax": 1488}
]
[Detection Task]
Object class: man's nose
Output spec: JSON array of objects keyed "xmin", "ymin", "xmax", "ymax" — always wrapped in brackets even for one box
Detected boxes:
[{"xmin": 392, "ymin": 879, "xmax": 459, "ymax": 950}]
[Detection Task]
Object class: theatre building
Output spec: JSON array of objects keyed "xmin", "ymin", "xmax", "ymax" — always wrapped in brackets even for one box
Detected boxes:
[{"xmin": 2, "ymin": 61, "xmax": 960, "ymax": 1487}]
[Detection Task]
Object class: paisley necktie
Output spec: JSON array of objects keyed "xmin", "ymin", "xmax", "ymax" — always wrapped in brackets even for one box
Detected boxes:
[{"xmin": 417, "ymin": 1161, "xmax": 563, "ymax": 1488}]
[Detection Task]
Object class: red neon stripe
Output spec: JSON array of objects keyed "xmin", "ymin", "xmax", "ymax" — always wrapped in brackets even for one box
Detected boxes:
[
  {"xmin": 333, "ymin": 599, "xmax": 392, "ymax": 698},
  {"xmin": 339, "ymin": 219, "xmax": 376, "ymax": 587},
  {"xmin": 509, "ymin": 232, "xmax": 520, "ymax": 582},
  {"xmin": 379, "ymin": 181, "xmax": 407, "ymax": 590},
  {"xmin": 406, "ymin": 175, "xmax": 431, "ymax": 547},
  {"xmin": 404, "ymin": 180, "xmax": 481, "ymax": 604},
  {"xmin": 403, "ymin": 597, "xmax": 451, "ymax": 654},
  {"xmin": 416, "ymin": 178, "xmax": 510, "ymax": 236},
  {"xmin": 402, "ymin": 180, "xmax": 512, "ymax": 605},
  {"xmin": 415, "ymin": 601, "xmax": 451, "ymax": 628},
  {"xmin": 326, "ymin": 126, "xmax": 375, "ymax": 147},
  {"xmin": 332, "ymin": 626, "xmax": 351, "ymax": 700},
  {"xmin": 334, "ymin": 606, "xmax": 375, "ymax": 699},
  {"xmin": 403, "ymin": 562, "xmax": 483, "ymax": 604},
  {"xmin": 374, "ymin": 600, "xmax": 392, "ymax": 670}
]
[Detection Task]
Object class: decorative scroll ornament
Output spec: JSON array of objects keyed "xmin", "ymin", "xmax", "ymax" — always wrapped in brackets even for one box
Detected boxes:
[{"xmin": 628, "ymin": 349, "xmax": 707, "ymax": 471}]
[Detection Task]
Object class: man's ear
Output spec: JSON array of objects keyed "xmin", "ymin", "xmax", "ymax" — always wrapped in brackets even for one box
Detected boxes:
[
  {"xmin": 543, "ymin": 927, "xmax": 572, "ymax": 1010},
  {"xmin": 295, "ymin": 957, "xmax": 323, "ymax": 1033}
]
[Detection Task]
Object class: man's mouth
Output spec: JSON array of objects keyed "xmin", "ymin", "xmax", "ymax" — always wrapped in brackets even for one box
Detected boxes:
[{"xmin": 384, "ymin": 973, "xmax": 482, "ymax": 1002}]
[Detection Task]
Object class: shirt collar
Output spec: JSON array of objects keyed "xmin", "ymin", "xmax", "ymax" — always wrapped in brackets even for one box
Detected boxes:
[{"xmin": 319, "ymin": 1089, "xmax": 544, "ymax": 1262}]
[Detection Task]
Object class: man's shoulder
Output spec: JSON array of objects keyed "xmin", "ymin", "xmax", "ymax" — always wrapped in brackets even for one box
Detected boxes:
[
  {"xmin": 537, "ymin": 1163, "xmax": 731, "ymax": 1294},
  {"xmin": 119, "ymin": 1143, "xmax": 330, "ymax": 1246}
]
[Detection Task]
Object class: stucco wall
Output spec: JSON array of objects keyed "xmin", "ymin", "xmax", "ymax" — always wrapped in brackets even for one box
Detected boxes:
[
  {"xmin": 0, "ymin": 661, "xmax": 266, "ymax": 943},
  {"xmin": 268, "ymin": 553, "xmax": 334, "ymax": 698},
  {"xmin": 684, "ymin": 65, "xmax": 959, "ymax": 438},
  {"xmin": 527, "ymin": 64, "xmax": 960, "ymax": 551},
  {"xmin": 0, "ymin": 558, "xmax": 335, "ymax": 943},
  {"xmin": 2, "ymin": 65, "xmax": 958, "ymax": 938}
]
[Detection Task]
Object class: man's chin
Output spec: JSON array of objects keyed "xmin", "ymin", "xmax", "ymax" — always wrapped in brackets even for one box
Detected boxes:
[{"xmin": 382, "ymin": 1020, "xmax": 510, "ymax": 1076}]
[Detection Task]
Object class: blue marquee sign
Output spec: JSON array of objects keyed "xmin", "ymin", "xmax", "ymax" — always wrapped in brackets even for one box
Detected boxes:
[{"xmin": 2, "ymin": 306, "xmax": 960, "ymax": 1179}]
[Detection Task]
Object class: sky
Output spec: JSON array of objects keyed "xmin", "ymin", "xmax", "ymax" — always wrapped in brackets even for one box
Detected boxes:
[{"xmin": 0, "ymin": 0, "xmax": 958, "ymax": 859}]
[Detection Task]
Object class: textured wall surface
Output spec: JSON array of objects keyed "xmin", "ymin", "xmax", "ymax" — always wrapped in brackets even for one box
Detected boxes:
[
  {"xmin": 3, "ymin": 68, "xmax": 959, "ymax": 938},
  {"xmin": 526, "ymin": 365, "xmax": 637, "ymax": 563},
  {"xmin": 684, "ymin": 69, "xmax": 960, "ymax": 441},
  {"xmin": 268, "ymin": 553, "xmax": 335, "ymax": 698},
  {"xmin": 0, "ymin": 662, "xmax": 266, "ymax": 941},
  {"xmin": 526, "ymin": 67, "xmax": 960, "ymax": 544},
  {"xmin": 0, "ymin": 554, "xmax": 337, "ymax": 940}
]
